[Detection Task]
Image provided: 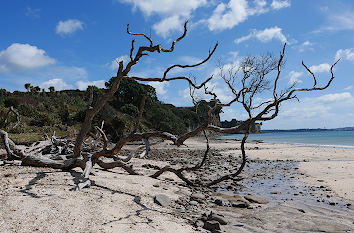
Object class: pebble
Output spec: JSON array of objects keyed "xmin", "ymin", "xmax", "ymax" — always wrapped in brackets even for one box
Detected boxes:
[
  {"xmin": 154, "ymin": 194, "xmax": 171, "ymax": 207},
  {"xmin": 189, "ymin": 201, "xmax": 199, "ymax": 206}
]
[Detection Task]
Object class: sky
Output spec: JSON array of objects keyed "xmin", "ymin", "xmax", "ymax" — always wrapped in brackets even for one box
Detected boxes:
[{"xmin": 0, "ymin": 0, "xmax": 354, "ymax": 129}]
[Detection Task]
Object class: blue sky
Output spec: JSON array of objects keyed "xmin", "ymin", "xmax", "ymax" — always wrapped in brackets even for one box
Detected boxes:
[{"xmin": 0, "ymin": 0, "xmax": 354, "ymax": 129}]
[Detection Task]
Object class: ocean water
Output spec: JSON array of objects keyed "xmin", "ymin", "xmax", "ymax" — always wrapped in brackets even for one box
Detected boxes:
[{"xmin": 221, "ymin": 130, "xmax": 354, "ymax": 148}]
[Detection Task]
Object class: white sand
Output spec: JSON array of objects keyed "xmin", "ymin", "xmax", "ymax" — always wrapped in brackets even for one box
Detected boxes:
[
  {"xmin": 0, "ymin": 158, "xmax": 196, "ymax": 233},
  {"xmin": 1, "ymin": 138, "xmax": 354, "ymax": 232}
]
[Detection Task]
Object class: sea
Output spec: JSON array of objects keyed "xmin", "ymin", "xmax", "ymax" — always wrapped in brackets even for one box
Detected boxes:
[{"xmin": 221, "ymin": 130, "xmax": 354, "ymax": 148}]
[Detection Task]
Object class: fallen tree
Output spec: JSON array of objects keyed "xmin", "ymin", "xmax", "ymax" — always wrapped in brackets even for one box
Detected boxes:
[{"xmin": 0, "ymin": 22, "xmax": 339, "ymax": 189}]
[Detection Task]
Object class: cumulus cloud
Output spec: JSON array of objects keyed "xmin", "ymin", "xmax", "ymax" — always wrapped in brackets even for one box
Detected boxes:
[
  {"xmin": 152, "ymin": 15, "xmax": 184, "ymax": 38},
  {"xmin": 288, "ymin": 71, "xmax": 303, "ymax": 85},
  {"xmin": 309, "ymin": 63, "xmax": 331, "ymax": 73},
  {"xmin": 118, "ymin": 0, "xmax": 207, "ymax": 37},
  {"xmin": 235, "ymin": 26, "xmax": 287, "ymax": 44},
  {"xmin": 56, "ymin": 19, "xmax": 84, "ymax": 36},
  {"xmin": 264, "ymin": 91, "xmax": 354, "ymax": 129},
  {"xmin": 270, "ymin": 0, "xmax": 290, "ymax": 10},
  {"xmin": 205, "ymin": 0, "xmax": 290, "ymax": 31},
  {"xmin": 316, "ymin": 92, "xmax": 353, "ymax": 103},
  {"xmin": 148, "ymin": 81, "xmax": 169, "ymax": 97},
  {"xmin": 76, "ymin": 80, "xmax": 106, "ymax": 90},
  {"xmin": 40, "ymin": 78, "xmax": 74, "ymax": 91},
  {"xmin": 335, "ymin": 48, "xmax": 354, "ymax": 61},
  {"xmin": 206, "ymin": 0, "xmax": 249, "ymax": 31},
  {"xmin": 0, "ymin": 43, "xmax": 55, "ymax": 72}
]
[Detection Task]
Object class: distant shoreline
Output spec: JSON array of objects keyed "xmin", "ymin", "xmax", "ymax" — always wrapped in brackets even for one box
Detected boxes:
[{"xmin": 262, "ymin": 126, "xmax": 354, "ymax": 132}]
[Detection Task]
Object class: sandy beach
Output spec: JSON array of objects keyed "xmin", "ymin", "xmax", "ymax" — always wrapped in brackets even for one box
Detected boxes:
[{"xmin": 1, "ymin": 138, "xmax": 354, "ymax": 232}]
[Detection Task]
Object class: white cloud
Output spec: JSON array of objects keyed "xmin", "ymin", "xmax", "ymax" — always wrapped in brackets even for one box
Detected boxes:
[
  {"xmin": 264, "ymin": 91, "xmax": 354, "ymax": 129},
  {"xmin": 56, "ymin": 19, "xmax": 84, "ymax": 36},
  {"xmin": 206, "ymin": 0, "xmax": 249, "ymax": 31},
  {"xmin": 118, "ymin": 0, "xmax": 207, "ymax": 37},
  {"xmin": 148, "ymin": 81, "xmax": 169, "ymax": 97},
  {"xmin": 270, "ymin": 0, "xmax": 290, "ymax": 10},
  {"xmin": 153, "ymin": 15, "xmax": 184, "ymax": 38},
  {"xmin": 344, "ymin": 85, "xmax": 352, "ymax": 90},
  {"xmin": 314, "ymin": 6, "xmax": 354, "ymax": 33},
  {"xmin": 288, "ymin": 71, "xmax": 303, "ymax": 85},
  {"xmin": 76, "ymin": 80, "xmax": 106, "ymax": 90},
  {"xmin": 335, "ymin": 48, "xmax": 354, "ymax": 61},
  {"xmin": 309, "ymin": 63, "xmax": 331, "ymax": 73},
  {"xmin": 295, "ymin": 40, "xmax": 314, "ymax": 52},
  {"xmin": 205, "ymin": 0, "xmax": 290, "ymax": 31},
  {"xmin": 317, "ymin": 92, "xmax": 353, "ymax": 103},
  {"xmin": 235, "ymin": 26, "xmax": 287, "ymax": 44},
  {"xmin": 0, "ymin": 43, "xmax": 55, "ymax": 72},
  {"xmin": 110, "ymin": 55, "xmax": 130, "ymax": 70},
  {"xmin": 40, "ymin": 78, "xmax": 74, "ymax": 91},
  {"xmin": 179, "ymin": 55, "xmax": 203, "ymax": 64}
]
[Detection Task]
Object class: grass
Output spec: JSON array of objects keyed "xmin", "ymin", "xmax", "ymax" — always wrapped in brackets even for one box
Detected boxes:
[{"xmin": 9, "ymin": 130, "xmax": 70, "ymax": 145}]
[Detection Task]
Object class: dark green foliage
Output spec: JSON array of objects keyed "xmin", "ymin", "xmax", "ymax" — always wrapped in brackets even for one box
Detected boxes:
[
  {"xmin": 106, "ymin": 77, "xmax": 157, "ymax": 109},
  {"xmin": 0, "ymin": 81, "xmax": 224, "ymax": 141},
  {"xmin": 30, "ymin": 112, "xmax": 58, "ymax": 126},
  {"xmin": 4, "ymin": 97, "xmax": 20, "ymax": 108},
  {"xmin": 121, "ymin": 103, "xmax": 139, "ymax": 117},
  {"xmin": 18, "ymin": 104, "xmax": 39, "ymax": 117}
]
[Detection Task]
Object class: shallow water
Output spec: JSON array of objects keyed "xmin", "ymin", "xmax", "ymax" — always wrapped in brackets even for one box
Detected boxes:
[
  {"xmin": 217, "ymin": 159, "xmax": 353, "ymax": 211},
  {"xmin": 221, "ymin": 130, "xmax": 354, "ymax": 148}
]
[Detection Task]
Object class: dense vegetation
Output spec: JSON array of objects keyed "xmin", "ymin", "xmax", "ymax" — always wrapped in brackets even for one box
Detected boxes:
[{"xmin": 0, "ymin": 80, "xmax": 221, "ymax": 144}]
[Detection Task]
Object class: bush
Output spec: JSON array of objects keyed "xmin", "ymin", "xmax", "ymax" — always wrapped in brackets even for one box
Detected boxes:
[
  {"xmin": 30, "ymin": 112, "xmax": 58, "ymax": 127},
  {"xmin": 121, "ymin": 104, "xmax": 139, "ymax": 117},
  {"xmin": 4, "ymin": 97, "xmax": 20, "ymax": 108},
  {"xmin": 18, "ymin": 104, "xmax": 39, "ymax": 117}
]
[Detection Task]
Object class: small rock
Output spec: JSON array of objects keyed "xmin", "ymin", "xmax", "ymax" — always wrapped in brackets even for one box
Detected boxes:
[
  {"xmin": 208, "ymin": 213, "xmax": 227, "ymax": 225},
  {"xmin": 153, "ymin": 184, "xmax": 160, "ymax": 188},
  {"xmin": 194, "ymin": 220, "xmax": 204, "ymax": 228},
  {"xmin": 203, "ymin": 220, "xmax": 221, "ymax": 231},
  {"xmin": 244, "ymin": 194, "xmax": 269, "ymax": 204},
  {"xmin": 189, "ymin": 201, "xmax": 199, "ymax": 206},
  {"xmin": 154, "ymin": 194, "xmax": 171, "ymax": 207},
  {"xmin": 231, "ymin": 201, "xmax": 249, "ymax": 208},
  {"xmin": 214, "ymin": 197, "xmax": 228, "ymax": 206},
  {"xmin": 191, "ymin": 193, "xmax": 206, "ymax": 201}
]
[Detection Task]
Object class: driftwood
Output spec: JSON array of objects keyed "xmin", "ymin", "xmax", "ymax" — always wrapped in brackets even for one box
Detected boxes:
[{"xmin": 0, "ymin": 21, "xmax": 339, "ymax": 189}]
